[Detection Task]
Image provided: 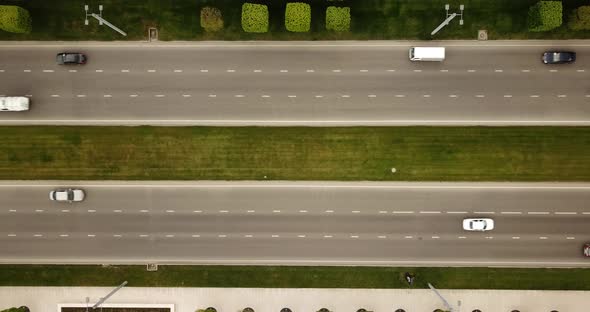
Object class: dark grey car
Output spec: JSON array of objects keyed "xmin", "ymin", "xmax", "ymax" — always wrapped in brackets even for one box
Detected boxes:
[
  {"xmin": 56, "ymin": 52, "xmax": 87, "ymax": 65},
  {"xmin": 542, "ymin": 51, "xmax": 576, "ymax": 64}
]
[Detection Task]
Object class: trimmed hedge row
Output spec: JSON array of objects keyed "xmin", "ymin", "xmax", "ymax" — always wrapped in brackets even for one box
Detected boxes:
[
  {"xmin": 0, "ymin": 5, "xmax": 31, "ymax": 34},
  {"xmin": 528, "ymin": 1, "xmax": 562, "ymax": 32},
  {"xmin": 241, "ymin": 3, "xmax": 269, "ymax": 33},
  {"xmin": 285, "ymin": 2, "xmax": 311, "ymax": 32},
  {"xmin": 326, "ymin": 6, "xmax": 350, "ymax": 32},
  {"xmin": 568, "ymin": 5, "xmax": 590, "ymax": 30}
]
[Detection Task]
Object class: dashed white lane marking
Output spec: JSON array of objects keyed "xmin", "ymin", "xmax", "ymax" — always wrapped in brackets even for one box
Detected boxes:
[
  {"xmin": 352, "ymin": 210, "xmax": 361, "ymax": 214},
  {"xmin": 43, "ymin": 69, "xmax": 54, "ymax": 73},
  {"xmin": 129, "ymin": 94, "xmax": 139, "ymax": 98},
  {"xmin": 8, "ymin": 209, "xmax": 16, "ymax": 212},
  {"xmin": 549, "ymin": 69, "xmax": 558, "ymax": 73},
  {"xmin": 306, "ymin": 69, "xmax": 315, "ymax": 73},
  {"xmin": 77, "ymin": 95, "xmax": 86, "ymax": 98},
  {"xmin": 577, "ymin": 69, "xmax": 585, "ymax": 72},
  {"xmin": 494, "ymin": 69, "xmax": 503, "ymax": 72},
  {"xmin": 25, "ymin": 95, "xmax": 32, "ymax": 97},
  {"xmin": 173, "ymin": 69, "xmax": 183, "ymax": 73},
  {"xmin": 582, "ymin": 212, "xmax": 590, "ymax": 215},
  {"xmin": 393, "ymin": 211, "xmax": 414, "ymax": 214},
  {"xmin": 208, "ymin": 94, "xmax": 217, "ymax": 98},
  {"xmin": 395, "ymin": 94, "xmax": 406, "ymax": 98},
  {"xmin": 87, "ymin": 234, "xmax": 96, "ymax": 237},
  {"xmin": 447, "ymin": 211, "xmax": 467, "ymax": 214},
  {"xmin": 235, "ymin": 94, "xmax": 245, "ymax": 98},
  {"xmin": 501, "ymin": 211, "xmax": 522, "ymax": 214},
  {"xmin": 528, "ymin": 211, "xmax": 549, "ymax": 215},
  {"xmin": 323, "ymin": 235, "xmax": 333, "ymax": 238},
  {"xmin": 280, "ymin": 69, "xmax": 288, "ymax": 73},
  {"xmin": 557, "ymin": 94, "xmax": 567, "ymax": 98},
  {"xmin": 193, "ymin": 210, "xmax": 202, "ymax": 213},
  {"xmin": 34, "ymin": 234, "xmax": 43, "ymax": 237},
  {"xmin": 59, "ymin": 234, "xmax": 69, "ymax": 237},
  {"xmin": 521, "ymin": 69, "xmax": 530, "ymax": 73},
  {"xmin": 87, "ymin": 209, "xmax": 96, "ymax": 213},
  {"xmin": 226, "ymin": 69, "xmax": 236, "ymax": 73},
  {"xmin": 378, "ymin": 235, "xmax": 387, "ymax": 239},
  {"xmin": 96, "ymin": 69, "xmax": 104, "ymax": 73},
  {"xmin": 539, "ymin": 236, "xmax": 548, "ymax": 240},
  {"xmin": 247, "ymin": 210, "xmax": 255, "ymax": 213},
  {"xmin": 360, "ymin": 69, "xmax": 369, "ymax": 72},
  {"xmin": 467, "ymin": 69, "xmax": 476, "ymax": 72},
  {"xmin": 7, "ymin": 234, "xmax": 16, "ymax": 237},
  {"xmin": 200, "ymin": 69, "xmax": 209, "ymax": 73},
  {"xmin": 262, "ymin": 95, "xmax": 271, "ymax": 98},
  {"xmin": 420, "ymin": 211, "xmax": 441, "ymax": 214},
  {"xmin": 474, "ymin": 211, "xmax": 494, "ymax": 214},
  {"xmin": 530, "ymin": 95, "xmax": 540, "ymax": 98},
  {"xmin": 147, "ymin": 69, "xmax": 156, "ymax": 73},
  {"xmin": 113, "ymin": 234, "xmax": 122, "ymax": 238},
  {"xmin": 350, "ymin": 235, "xmax": 359, "ymax": 238},
  {"xmin": 35, "ymin": 209, "xmax": 44, "ymax": 213},
  {"xmin": 23, "ymin": 69, "xmax": 31, "ymax": 72},
  {"xmin": 155, "ymin": 94, "xmax": 165, "ymax": 98},
  {"xmin": 166, "ymin": 209, "xmax": 176, "ymax": 213},
  {"xmin": 586, "ymin": 95, "xmax": 590, "ymax": 97},
  {"xmin": 341, "ymin": 95, "xmax": 350, "ymax": 98},
  {"xmin": 431, "ymin": 236, "xmax": 440, "ymax": 239},
  {"xmin": 475, "ymin": 94, "xmax": 485, "ymax": 98},
  {"xmin": 413, "ymin": 69, "xmax": 422, "ymax": 72},
  {"xmin": 165, "ymin": 234, "xmax": 175, "ymax": 238},
  {"xmin": 325, "ymin": 210, "xmax": 334, "ymax": 213},
  {"xmin": 139, "ymin": 234, "xmax": 149, "ymax": 238},
  {"xmin": 404, "ymin": 236, "xmax": 413, "ymax": 239},
  {"xmin": 299, "ymin": 210, "xmax": 308, "ymax": 213},
  {"xmin": 449, "ymin": 94, "xmax": 458, "ymax": 98},
  {"xmin": 379, "ymin": 211, "xmax": 388, "ymax": 214},
  {"xmin": 273, "ymin": 210, "xmax": 281, "ymax": 213},
  {"xmin": 113, "ymin": 209, "xmax": 122, "ymax": 213},
  {"xmin": 61, "ymin": 209, "xmax": 70, "ymax": 213},
  {"xmin": 512, "ymin": 236, "xmax": 520, "ymax": 239},
  {"xmin": 253, "ymin": 69, "xmax": 262, "ymax": 73},
  {"xmin": 332, "ymin": 69, "xmax": 341, "ymax": 73},
  {"xmin": 298, "ymin": 235, "xmax": 306, "ymax": 238},
  {"xmin": 140, "ymin": 209, "xmax": 148, "ymax": 213},
  {"xmin": 458, "ymin": 236, "xmax": 466, "ymax": 239},
  {"xmin": 182, "ymin": 94, "xmax": 191, "ymax": 98},
  {"xmin": 566, "ymin": 237, "xmax": 576, "ymax": 240},
  {"xmin": 51, "ymin": 94, "xmax": 60, "ymax": 98},
  {"xmin": 423, "ymin": 94, "xmax": 431, "ymax": 98},
  {"xmin": 485, "ymin": 236, "xmax": 494, "ymax": 239},
  {"xmin": 103, "ymin": 94, "xmax": 112, "ymax": 98},
  {"xmin": 0, "ymin": 69, "xmax": 4, "ymax": 72},
  {"xmin": 387, "ymin": 69, "xmax": 396, "ymax": 72},
  {"xmin": 288, "ymin": 95, "xmax": 297, "ymax": 98},
  {"xmin": 368, "ymin": 94, "xmax": 377, "ymax": 98},
  {"xmin": 68, "ymin": 69, "xmax": 77, "ymax": 73},
  {"xmin": 121, "ymin": 69, "xmax": 130, "ymax": 73},
  {"xmin": 244, "ymin": 234, "xmax": 253, "ymax": 238},
  {"xmin": 503, "ymin": 95, "xmax": 513, "ymax": 98},
  {"xmin": 440, "ymin": 69, "xmax": 449, "ymax": 72},
  {"xmin": 218, "ymin": 234, "xmax": 227, "ymax": 238},
  {"xmin": 555, "ymin": 212, "xmax": 576, "ymax": 215},
  {"xmin": 315, "ymin": 95, "xmax": 324, "ymax": 98},
  {"xmin": 192, "ymin": 234, "xmax": 201, "ymax": 238},
  {"xmin": 219, "ymin": 210, "xmax": 228, "ymax": 213}
]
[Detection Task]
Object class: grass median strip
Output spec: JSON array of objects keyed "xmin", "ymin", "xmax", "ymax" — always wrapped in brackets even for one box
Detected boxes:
[
  {"xmin": 0, "ymin": 265, "xmax": 589, "ymax": 290},
  {"xmin": 0, "ymin": 126, "xmax": 589, "ymax": 181}
]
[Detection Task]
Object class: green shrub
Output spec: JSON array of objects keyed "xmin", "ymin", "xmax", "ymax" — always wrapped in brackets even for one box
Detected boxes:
[
  {"xmin": 200, "ymin": 7, "xmax": 223, "ymax": 32},
  {"xmin": 568, "ymin": 6, "xmax": 590, "ymax": 30},
  {"xmin": 326, "ymin": 6, "xmax": 350, "ymax": 32},
  {"xmin": 527, "ymin": 1, "xmax": 562, "ymax": 32},
  {"xmin": 285, "ymin": 2, "xmax": 311, "ymax": 32},
  {"xmin": 241, "ymin": 3, "xmax": 268, "ymax": 33},
  {"xmin": 0, "ymin": 5, "xmax": 32, "ymax": 34},
  {"xmin": 495, "ymin": 14, "xmax": 513, "ymax": 33}
]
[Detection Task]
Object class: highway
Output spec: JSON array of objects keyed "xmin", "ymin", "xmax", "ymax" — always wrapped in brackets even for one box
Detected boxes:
[
  {"xmin": 0, "ymin": 40, "xmax": 589, "ymax": 125},
  {"xmin": 1, "ymin": 181, "xmax": 589, "ymax": 267}
]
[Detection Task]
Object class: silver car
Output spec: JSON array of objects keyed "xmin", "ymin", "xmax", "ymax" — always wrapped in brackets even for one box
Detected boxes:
[
  {"xmin": 463, "ymin": 218, "xmax": 494, "ymax": 231},
  {"xmin": 49, "ymin": 188, "xmax": 85, "ymax": 202}
]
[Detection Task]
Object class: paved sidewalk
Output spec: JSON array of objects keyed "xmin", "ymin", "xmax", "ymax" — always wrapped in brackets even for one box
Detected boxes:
[{"xmin": 0, "ymin": 286, "xmax": 586, "ymax": 312}]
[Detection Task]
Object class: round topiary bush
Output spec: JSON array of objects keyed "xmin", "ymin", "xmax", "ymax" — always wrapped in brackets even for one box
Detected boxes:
[
  {"xmin": 200, "ymin": 7, "xmax": 223, "ymax": 32},
  {"xmin": 0, "ymin": 5, "xmax": 32, "ymax": 33},
  {"xmin": 326, "ymin": 6, "xmax": 350, "ymax": 32},
  {"xmin": 242, "ymin": 3, "xmax": 269, "ymax": 33},
  {"xmin": 285, "ymin": 2, "xmax": 311, "ymax": 32}
]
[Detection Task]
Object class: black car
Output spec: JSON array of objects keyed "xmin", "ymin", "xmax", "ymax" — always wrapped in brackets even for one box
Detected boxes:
[
  {"xmin": 56, "ymin": 52, "xmax": 87, "ymax": 65},
  {"xmin": 542, "ymin": 51, "xmax": 576, "ymax": 64}
]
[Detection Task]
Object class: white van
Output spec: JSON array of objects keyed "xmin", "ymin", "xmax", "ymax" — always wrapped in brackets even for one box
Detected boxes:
[
  {"xmin": 0, "ymin": 96, "xmax": 30, "ymax": 111},
  {"xmin": 409, "ymin": 47, "xmax": 445, "ymax": 62}
]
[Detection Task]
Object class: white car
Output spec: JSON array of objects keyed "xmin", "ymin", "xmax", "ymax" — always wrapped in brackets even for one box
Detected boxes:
[
  {"xmin": 463, "ymin": 218, "xmax": 494, "ymax": 231},
  {"xmin": 49, "ymin": 188, "xmax": 85, "ymax": 202},
  {"xmin": 0, "ymin": 96, "xmax": 30, "ymax": 111}
]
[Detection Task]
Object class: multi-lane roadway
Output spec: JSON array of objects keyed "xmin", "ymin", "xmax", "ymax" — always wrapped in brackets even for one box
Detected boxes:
[
  {"xmin": 1, "ymin": 181, "xmax": 589, "ymax": 266},
  {"xmin": 0, "ymin": 40, "xmax": 589, "ymax": 125}
]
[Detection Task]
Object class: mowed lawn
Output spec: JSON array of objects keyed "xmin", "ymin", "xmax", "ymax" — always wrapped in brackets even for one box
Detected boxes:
[
  {"xmin": 1, "ymin": 265, "xmax": 589, "ymax": 290},
  {"xmin": 1, "ymin": 0, "xmax": 589, "ymax": 40},
  {"xmin": 0, "ymin": 126, "xmax": 589, "ymax": 181}
]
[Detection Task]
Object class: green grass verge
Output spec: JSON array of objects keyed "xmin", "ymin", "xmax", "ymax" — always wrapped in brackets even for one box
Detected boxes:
[
  {"xmin": 1, "ymin": 126, "xmax": 590, "ymax": 181},
  {"xmin": 0, "ymin": 0, "xmax": 589, "ymax": 40},
  {"xmin": 0, "ymin": 265, "xmax": 589, "ymax": 290}
]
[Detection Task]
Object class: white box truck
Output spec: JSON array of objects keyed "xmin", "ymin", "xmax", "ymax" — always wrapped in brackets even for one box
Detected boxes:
[
  {"xmin": 0, "ymin": 96, "xmax": 30, "ymax": 111},
  {"xmin": 409, "ymin": 47, "xmax": 445, "ymax": 62}
]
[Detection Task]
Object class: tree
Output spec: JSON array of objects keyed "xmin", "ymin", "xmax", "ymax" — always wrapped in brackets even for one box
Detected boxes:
[
  {"xmin": 568, "ymin": 6, "xmax": 590, "ymax": 30},
  {"xmin": 200, "ymin": 7, "xmax": 224, "ymax": 32},
  {"xmin": 1, "ymin": 307, "xmax": 29, "ymax": 312},
  {"xmin": 527, "ymin": 1, "xmax": 562, "ymax": 32},
  {"xmin": 0, "ymin": 5, "xmax": 32, "ymax": 34}
]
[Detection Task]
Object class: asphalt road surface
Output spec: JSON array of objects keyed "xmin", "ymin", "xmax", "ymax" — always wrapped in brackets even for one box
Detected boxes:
[
  {"xmin": 0, "ymin": 40, "xmax": 590, "ymax": 125},
  {"xmin": 1, "ymin": 181, "xmax": 589, "ymax": 267}
]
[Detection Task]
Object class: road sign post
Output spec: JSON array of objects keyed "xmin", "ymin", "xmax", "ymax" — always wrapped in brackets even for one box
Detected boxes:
[
  {"xmin": 83, "ymin": 4, "xmax": 127, "ymax": 36},
  {"xmin": 431, "ymin": 4, "xmax": 465, "ymax": 36}
]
